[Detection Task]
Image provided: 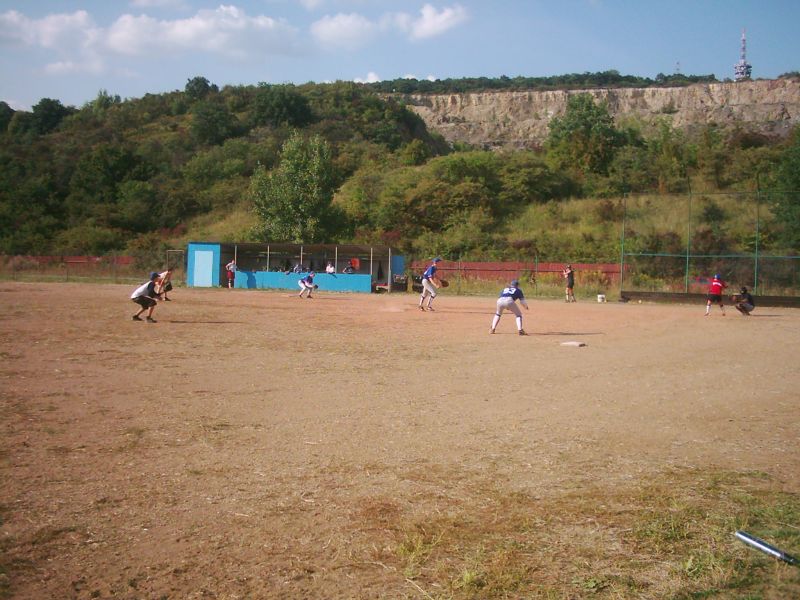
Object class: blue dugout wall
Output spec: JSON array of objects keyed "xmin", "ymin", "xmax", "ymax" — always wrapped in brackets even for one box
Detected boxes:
[
  {"xmin": 235, "ymin": 271, "xmax": 372, "ymax": 293},
  {"xmin": 187, "ymin": 242, "xmax": 404, "ymax": 293}
]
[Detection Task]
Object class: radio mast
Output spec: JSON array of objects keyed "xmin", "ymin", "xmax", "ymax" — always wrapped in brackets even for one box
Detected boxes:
[{"xmin": 734, "ymin": 29, "xmax": 752, "ymax": 81}]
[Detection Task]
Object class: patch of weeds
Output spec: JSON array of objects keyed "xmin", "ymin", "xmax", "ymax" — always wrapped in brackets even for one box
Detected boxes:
[
  {"xmin": 572, "ymin": 575, "xmax": 610, "ymax": 593},
  {"xmin": 30, "ymin": 525, "xmax": 80, "ymax": 546},
  {"xmin": 387, "ymin": 468, "xmax": 800, "ymax": 599},
  {"xmin": 0, "ymin": 565, "xmax": 9, "ymax": 600},
  {"xmin": 396, "ymin": 526, "xmax": 444, "ymax": 578}
]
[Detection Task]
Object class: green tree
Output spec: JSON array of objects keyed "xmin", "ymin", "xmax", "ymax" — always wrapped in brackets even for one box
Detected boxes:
[
  {"xmin": 251, "ymin": 84, "xmax": 313, "ymax": 128},
  {"xmin": 185, "ymin": 76, "xmax": 217, "ymax": 102},
  {"xmin": 114, "ymin": 180, "xmax": 157, "ymax": 232},
  {"xmin": 399, "ymin": 139, "xmax": 430, "ymax": 166},
  {"xmin": 250, "ymin": 131, "xmax": 338, "ymax": 243},
  {"xmin": 31, "ymin": 98, "xmax": 73, "ymax": 135},
  {"xmin": 647, "ymin": 120, "xmax": 693, "ymax": 193},
  {"xmin": 0, "ymin": 101, "xmax": 14, "ymax": 132},
  {"xmin": 696, "ymin": 124, "xmax": 728, "ymax": 188},
  {"xmin": 546, "ymin": 93, "xmax": 623, "ymax": 177},
  {"xmin": 191, "ymin": 100, "xmax": 239, "ymax": 145}
]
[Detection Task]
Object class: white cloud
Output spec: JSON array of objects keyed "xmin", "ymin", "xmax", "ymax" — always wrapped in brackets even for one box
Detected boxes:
[
  {"xmin": 0, "ymin": 6, "xmax": 301, "ymax": 78},
  {"xmin": 312, "ymin": 3, "xmax": 468, "ymax": 50},
  {"xmin": 130, "ymin": 0, "xmax": 190, "ymax": 9},
  {"xmin": 310, "ymin": 13, "xmax": 376, "ymax": 50},
  {"xmin": 0, "ymin": 9, "xmax": 99, "ymax": 49},
  {"xmin": 106, "ymin": 6, "xmax": 299, "ymax": 59},
  {"xmin": 407, "ymin": 4, "xmax": 467, "ymax": 40},
  {"xmin": 354, "ymin": 71, "xmax": 380, "ymax": 83}
]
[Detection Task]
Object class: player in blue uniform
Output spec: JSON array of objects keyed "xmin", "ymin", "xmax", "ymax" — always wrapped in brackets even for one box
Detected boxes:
[
  {"xmin": 490, "ymin": 279, "xmax": 529, "ymax": 335},
  {"xmin": 298, "ymin": 271, "xmax": 316, "ymax": 298},
  {"xmin": 418, "ymin": 257, "xmax": 442, "ymax": 311}
]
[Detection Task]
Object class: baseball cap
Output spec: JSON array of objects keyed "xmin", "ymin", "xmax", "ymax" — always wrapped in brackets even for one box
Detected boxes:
[
  {"xmin": 310, "ymin": 271, "xmax": 316, "ymax": 276},
  {"xmin": 432, "ymin": 257, "xmax": 442, "ymax": 263},
  {"xmin": 740, "ymin": 287, "xmax": 748, "ymax": 293},
  {"xmin": 510, "ymin": 279, "xmax": 519, "ymax": 286},
  {"xmin": 714, "ymin": 273, "xmax": 721, "ymax": 279},
  {"xmin": 150, "ymin": 271, "xmax": 159, "ymax": 280}
]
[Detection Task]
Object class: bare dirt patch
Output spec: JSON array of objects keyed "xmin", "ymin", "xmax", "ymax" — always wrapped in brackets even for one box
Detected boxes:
[{"xmin": 1, "ymin": 282, "xmax": 799, "ymax": 598}]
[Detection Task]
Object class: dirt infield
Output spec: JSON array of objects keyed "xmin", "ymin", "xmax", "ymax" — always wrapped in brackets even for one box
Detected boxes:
[{"xmin": 2, "ymin": 282, "xmax": 799, "ymax": 598}]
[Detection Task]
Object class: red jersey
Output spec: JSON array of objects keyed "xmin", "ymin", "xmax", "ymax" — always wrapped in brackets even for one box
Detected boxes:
[{"xmin": 708, "ymin": 277, "xmax": 727, "ymax": 295}]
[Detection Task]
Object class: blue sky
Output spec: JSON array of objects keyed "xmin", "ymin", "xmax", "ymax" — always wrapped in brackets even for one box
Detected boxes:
[{"xmin": 1, "ymin": 1, "xmax": 798, "ymax": 110}]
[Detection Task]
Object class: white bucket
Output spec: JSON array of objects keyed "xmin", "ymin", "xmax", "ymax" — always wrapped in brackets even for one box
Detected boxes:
[{"xmin": 597, "ymin": 294, "xmax": 606, "ymax": 303}]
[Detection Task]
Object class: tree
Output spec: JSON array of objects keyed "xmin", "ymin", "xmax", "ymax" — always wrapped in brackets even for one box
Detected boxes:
[
  {"xmin": 185, "ymin": 76, "xmax": 217, "ymax": 102},
  {"xmin": 250, "ymin": 132, "xmax": 338, "ymax": 243},
  {"xmin": 546, "ymin": 93, "xmax": 623, "ymax": 177},
  {"xmin": 0, "ymin": 101, "xmax": 14, "ymax": 133},
  {"xmin": 191, "ymin": 100, "xmax": 238, "ymax": 145},
  {"xmin": 251, "ymin": 84, "xmax": 313, "ymax": 128},
  {"xmin": 31, "ymin": 98, "xmax": 73, "ymax": 134}
]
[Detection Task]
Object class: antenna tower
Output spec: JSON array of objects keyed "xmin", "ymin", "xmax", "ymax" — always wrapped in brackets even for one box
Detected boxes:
[{"xmin": 734, "ymin": 29, "xmax": 752, "ymax": 81}]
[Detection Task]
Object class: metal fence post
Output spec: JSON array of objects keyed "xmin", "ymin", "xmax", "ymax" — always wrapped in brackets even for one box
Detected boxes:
[
  {"xmin": 619, "ymin": 194, "xmax": 627, "ymax": 296},
  {"xmin": 684, "ymin": 191, "xmax": 692, "ymax": 293},
  {"xmin": 754, "ymin": 188, "xmax": 761, "ymax": 294}
]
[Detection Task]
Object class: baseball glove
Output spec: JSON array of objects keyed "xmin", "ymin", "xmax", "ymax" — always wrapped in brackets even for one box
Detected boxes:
[
  {"xmin": 313, "ymin": 284, "xmax": 319, "ymax": 289},
  {"xmin": 440, "ymin": 279, "xmax": 449, "ymax": 288}
]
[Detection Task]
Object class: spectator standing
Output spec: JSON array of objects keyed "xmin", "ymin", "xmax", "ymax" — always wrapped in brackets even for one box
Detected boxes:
[
  {"xmin": 562, "ymin": 264, "xmax": 576, "ymax": 303},
  {"xmin": 225, "ymin": 259, "xmax": 237, "ymax": 289}
]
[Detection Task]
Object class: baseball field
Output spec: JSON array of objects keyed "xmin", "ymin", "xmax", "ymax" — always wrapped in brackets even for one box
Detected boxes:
[{"xmin": 1, "ymin": 281, "xmax": 799, "ymax": 599}]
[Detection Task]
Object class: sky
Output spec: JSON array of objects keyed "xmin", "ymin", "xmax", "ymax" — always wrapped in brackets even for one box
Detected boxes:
[{"xmin": 1, "ymin": 0, "xmax": 798, "ymax": 110}]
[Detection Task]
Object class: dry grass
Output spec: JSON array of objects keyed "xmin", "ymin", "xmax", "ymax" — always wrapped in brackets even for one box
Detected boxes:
[{"xmin": 382, "ymin": 469, "xmax": 800, "ymax": 599}]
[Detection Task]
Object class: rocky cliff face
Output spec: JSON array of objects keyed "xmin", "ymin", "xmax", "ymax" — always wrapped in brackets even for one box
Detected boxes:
[{"xmin": 398, "ymin": 79, "xmax": 800, "ymax": 149}]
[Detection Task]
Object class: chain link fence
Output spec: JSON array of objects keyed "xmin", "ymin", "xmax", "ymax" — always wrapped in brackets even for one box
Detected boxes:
[{"xmin": 621, "ymin": 191, "xmax": 799, "ymax": 296}]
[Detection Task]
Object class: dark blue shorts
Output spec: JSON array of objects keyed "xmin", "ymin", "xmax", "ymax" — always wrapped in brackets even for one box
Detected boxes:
[{"xmin": 132, "ymin": 296, "xmax": 156, "ymax": 309}]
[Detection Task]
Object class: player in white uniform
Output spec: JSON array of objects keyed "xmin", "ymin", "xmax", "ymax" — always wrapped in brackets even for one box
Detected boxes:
[{"xmin": 490, "ymin": 279, "xmax": 529, "ymax": 335}]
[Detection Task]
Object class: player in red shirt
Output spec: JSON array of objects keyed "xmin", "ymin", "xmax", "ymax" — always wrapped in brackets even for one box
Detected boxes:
[{"xmin": 705, "ymin": 273, "xmax": 727, "ymax": 316}]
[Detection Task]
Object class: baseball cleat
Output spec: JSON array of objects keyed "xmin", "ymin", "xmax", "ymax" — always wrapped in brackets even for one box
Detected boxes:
[
  {"xmin": 146, "ymin": 317, "xmax": 157, "ymax": 323},
  {"xmin": 518, "ymin": 329, "xmax": 527, "ymax": 336},
  {"xmin": 132, "ymin": 315, "xmax": 142, "ymax": 321},
  {"xmin": 490, "ymin": 329, "xmax": 495, "ymax": 334},
  {"xmin": 418, "ymin": 305, "xmax": 425, "ymax": 311}
]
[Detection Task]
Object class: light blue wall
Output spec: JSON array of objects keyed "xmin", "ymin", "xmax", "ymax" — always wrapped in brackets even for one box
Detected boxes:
[
  {"xmin": 235, "ymin": 271, "xmax": 372, "ymax": 293},
  {"xmin": 187, "ymin": 243, "xmax": 221, "ymax": 287}
]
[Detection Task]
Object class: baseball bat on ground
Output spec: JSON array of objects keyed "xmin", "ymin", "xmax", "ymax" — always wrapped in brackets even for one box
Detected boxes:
[{"xmin": 734, "ymin": 530, "xmax": 798, "ymax": 565}]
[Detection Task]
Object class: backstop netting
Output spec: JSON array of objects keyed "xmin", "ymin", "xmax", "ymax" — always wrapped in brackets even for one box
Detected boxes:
[{"xmin": 621, "ymin": 191, "xmax": 799, "ymax": 296}]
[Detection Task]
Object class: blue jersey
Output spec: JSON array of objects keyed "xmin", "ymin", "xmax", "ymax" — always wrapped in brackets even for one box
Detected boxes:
[
  {"xmin": 422, "ymin": 264, "xmax": 437, "ymax": 280},
  {"xmin": 301, "ymin": 274, "xmax": 314, "ymax": 285},
  {"xmin": 499, "ymin": 286, "xmax": 524, "ymax": 301}
]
